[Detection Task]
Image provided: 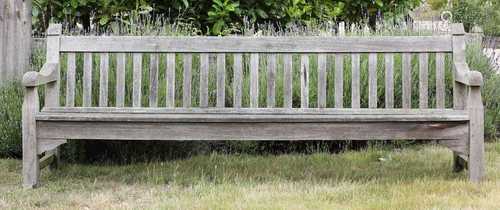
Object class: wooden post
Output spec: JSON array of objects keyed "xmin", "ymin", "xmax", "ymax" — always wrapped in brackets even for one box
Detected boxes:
[{"xmin": 22, "ymin": 86, "xmax": 39, "ymax": 188}]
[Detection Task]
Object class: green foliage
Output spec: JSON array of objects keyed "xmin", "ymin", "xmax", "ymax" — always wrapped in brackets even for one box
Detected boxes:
[
  {"xmin": 451, "ymin": 0, "xmax": 500, "ymax": 36},
  {"xmin": 427, "ymin": 0, "xmax": 448, "ymax": 10},
  {"xmin": 0, "ymin": 82, "xmax": 23, "ymax": 158},
  {"xmin": 207, "ymin": 0, "xmax": 241, "ymax": 35}
]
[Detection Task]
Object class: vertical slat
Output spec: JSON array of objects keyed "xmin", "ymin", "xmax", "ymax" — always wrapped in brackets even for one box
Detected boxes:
[
  {"xmin": 200, "ymin": 53, "xmax": 209, "ymax": 108},
  {"xmin": 183, "ymin": 54, "xmax": 192, "ymax": 107},
  {"xmin": 233, "ymin": 53, "xmax": 243, "ymax": 108},
  {"xmin": 419, "ymin": 53, "xmax": 429, "ymax": 108},
  {"xmin": 335, "ymin": 54, "xmax": 344, "ymax": 108},
  {"xmin": 44, "ymin": 24, "xmax": 61, "ymax": 108},
  {"xmin": 436, "ymin": 52, "xmax": 445, "ymax": 109},
  {"xmin": 132, "ymin": 53, "xmax": 142, "ymax": 107},
  {"xmin": 216, "ymin": 53, "xmax": 226, "ymax": 108},
  {"xmin": 149, "ymin": 54, "xmax": 159, "ymax": 107},
  {"xmin": 99, "ymin": 53, "xmax": 109, "ymax": 107},
  {"xmin": 317, "ymin": 54, "xmax": 327, "ymax": 108},
  {"xmin": 283, "ymin": 54, "xmax": 293, "ymax": 108},
  {"xmin": 166, "ymin": 53, "xmax": 176, "ymax": 107},
  {"xmin": 267, "ymin": 54, "xmax": 277, "ymax": 108},
  {"xmin": 65, "ymin": 53, "xmax": 76, "ymax": 107},
  {"xmin": 368, "ymin": 53, "xmax": 377, "ymax": 108},
  {"xmin": 300, "ymin": 54, "xmax": 309, "ymax": 108},
  {"xmin": 402, "ymin": 53, "xmax": 412, "ymax": 109},
  {"xmin": 250, "ymin": 53, "xmax": 259, "ymax": 108},
  {"xmin": 116, "ymin": 53, "xmax": 126, "ymax": 107},
  {"xmin": 384, "ymin": 53, "xmax": 394, "ymax": 108},
  {"xmin": 351, "ymin": 53, "xmax": 360, "ymax": 108},
  {"xmin": 83, "ymin": 53, "xmax": 92, "ymax": 107}
]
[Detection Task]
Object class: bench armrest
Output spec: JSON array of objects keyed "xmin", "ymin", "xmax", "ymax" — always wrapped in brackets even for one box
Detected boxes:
[
  {"xmin": 22, "ymin": 63, "xmax": 59, "ymax": 87},
  {"xmin": 454, "ymin": 61, "xmax": 483, "ymax": 87}
]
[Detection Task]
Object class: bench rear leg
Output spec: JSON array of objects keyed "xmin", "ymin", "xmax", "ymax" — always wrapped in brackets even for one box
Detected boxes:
[
  {"xmin": 22, "ymin": 87, "xmax": 40, "ymax": 188},
  {"xmin": 468, "ymin": 86, "xmax": 485, "ymax": 183},
  {"xmin": 452, "ymin": 151, "xmax": 467, "ymax": 172}
]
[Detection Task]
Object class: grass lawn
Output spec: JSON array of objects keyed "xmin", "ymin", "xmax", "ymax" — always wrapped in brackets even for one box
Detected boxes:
[{"xmin": 1, "ymin": 142, "xmax": 499, "ymax": 209}]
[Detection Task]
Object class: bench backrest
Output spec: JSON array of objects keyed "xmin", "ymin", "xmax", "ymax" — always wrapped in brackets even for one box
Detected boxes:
[{"xmin": 43, "ymin": 24, "xmax": 465, "ymax": 110}]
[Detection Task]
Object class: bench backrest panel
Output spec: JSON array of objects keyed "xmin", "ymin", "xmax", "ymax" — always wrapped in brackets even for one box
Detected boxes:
[{"xmin": 56, "ymin": 36, "xmax": 454, "ymax": 109}]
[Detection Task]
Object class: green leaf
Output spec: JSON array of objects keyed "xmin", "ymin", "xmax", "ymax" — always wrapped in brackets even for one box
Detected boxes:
[{"xmin": 99, "ymin": 16, "xmax": 110, "ymax": 26}]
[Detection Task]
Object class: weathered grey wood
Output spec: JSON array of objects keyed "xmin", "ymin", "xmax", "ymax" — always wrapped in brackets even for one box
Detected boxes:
[
  {"xmin": 468, "ymin": 86, "xmax": 484, "ymax": 183},
  {"xmin": 38, "ymin": 121, "xmax": 468, "ymax": 141},
  {"xmin": 44, "ymin": 24, "xmax": 61, "ymax": 108},
  {"xmin": 368, "ymin": 53, "xmax": 377, "ymax": 108},
  {"xmin": 43, "ymin": 107, "xmax": 468, "ymax": 116},
  {"xmin": 335, "ymin": 54, "xmax": 343, "ymax": 108},
  {"xmin": 216, "ymin": 53, "xmax": 226, "ymax": 108},
  {"xmin": 267, "ymin": 54, "xmax": 277, "ymax": 108},
  {"xmin": 38, "ymin": 139, "xmax": 67, "ymax": 155},
  {"xmin": 250, "ymin": 53, "xmax": 259, "ymax": 108},
  {"xmin": 83, "ymin": 53, "xmax": 93, "ymax": 107},
  {"xmin": 99, "ymin": 53, "xmax": 109, "ymax": 107},
  {"xmin": 384, "ymin": 53, "xmax": 394, "ymax": 108},
  {"xmin": 300, "ymin": 54, "xmax": 309, "ymax": 108},
  {"xmin": 419, "ymin": 53, "xmax": 429, "ymax": 108},
  {"xmin": 439, "ymin": 139, "xmax": 468, "ymax": 159},
  {"xmin": 39, "ymin": 152, "xmax": 55, "ymax": 170},
  {"xmin": 317, "ymin": 54, "xmax": 327, "ymax": 108},
  {"xmin": 22, "ymin": 87, "xmax": 39, "ymax": 188},
  {"xmin": 351, "ymin": 54, "xmax": 360, "ymax": 108},
  {"xmin": 149, "ymin": 54, "xmax": 159, "ymax": 107},
  {"xmin": 452, "ymin": 24, "xmax": 483, "ymax": 87},
  {"xmin": 233, "ymin": 53, "xmax": 243, "ymax": 108},
  {"xmin": 116, "ymin": 53, "xmax": 126, "ymax": 107},
  {"xmin": 166, "ymin": 53, "xmax": 176, "ymax": 107},
  {"xmin": 402, "ymin": 53, "xmax": 412, "ymax": 109},
  {"xmin": 66, "ymin": 53, "xmax": 76, "ymax": 107},
  {"xmin": 200, "ymin": 53, "xmax": 209, "ymax": 108},
  {"xmin": 435, "ymin": 53, "xmax": 445, "ymax": 109},
  {"xmin": 132, "ymin": 53, "xmax": 143, "ymax": 107},
  {"xmin": 283, "ymin": 54, "xmax": 293, "ymax": 108},
  {"xmin": 59, "ymin": 36, "xmax": 453, "ymax": 53},
  {"xmin": 183, "ymin": 54, "xmax": 192, "ymax": 107},
  {"xmin": 22, "ymin": 63, "xmax": 59, "ymax": 87}
]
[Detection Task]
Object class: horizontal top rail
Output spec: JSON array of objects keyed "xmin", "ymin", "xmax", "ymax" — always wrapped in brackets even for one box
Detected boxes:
[{"xmin": 59, "ymin": 35, "xmax": 453, "ymax": 53}]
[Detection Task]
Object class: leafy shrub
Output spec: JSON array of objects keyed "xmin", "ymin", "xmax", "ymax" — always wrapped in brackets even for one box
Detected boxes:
[{"xmin": 0, "ymin": 82, "xmax": 23, "ymax": 158}]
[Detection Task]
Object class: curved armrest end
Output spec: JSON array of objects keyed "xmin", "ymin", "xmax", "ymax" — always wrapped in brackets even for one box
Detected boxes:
[
  {"xmin": 467, "ymin": 70, "xmax": 483, "ymax": 87},
  {"xmin": 22, "ymin": 63, "xmax": 59, "ymax": 87},
  {"xmin": 22, "ymin": 71, "xmax": 40, "ymax": 87}
]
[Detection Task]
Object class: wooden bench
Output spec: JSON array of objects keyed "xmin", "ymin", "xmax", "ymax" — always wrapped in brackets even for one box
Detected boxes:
[{"xmin": 22, "ymin": 23, "xmax": 484, "ymax": 188}]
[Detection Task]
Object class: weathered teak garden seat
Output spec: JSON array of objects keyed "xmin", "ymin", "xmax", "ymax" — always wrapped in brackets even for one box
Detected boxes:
[{"xmin": 22, "ymin": 23, "xmax": 484, "ymax": 188}]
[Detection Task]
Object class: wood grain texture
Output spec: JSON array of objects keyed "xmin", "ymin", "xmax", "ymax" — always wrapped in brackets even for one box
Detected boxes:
[
  {"xmin": 99, "ymin": 53, "xmax": 109, "ymax": 107},
  {"xmin": 60, "ymin": 36, "xmax": 453, "ymax": 53},
  {"xmin": 300, "ymin": 54, "xmax": 309, "ymax": 108},
  {"xmin": 419, "ymin": 53, "xmax": 429, "ymax": 108},
  {"xmin": 116, "ymin": 53, "xmax": 126, "ymax": 107},
  {"xmin": 283, "ymin": 54, "xmax": 293, "ymax": 108},
  {"xmin": 200, "ymin": 53, "xmax": 209, "ymax": 108},
  {"xmin": 22, "ymin": 87, "xmax": 39, "ymax": 188},
  {"xmin": 402, "ymin": 53, "xmax": 412, "ymax": 109},
  {"xmin": 183, "ymin": 54, "xmax": 192, "ymax": 107},
  {"xmin": 267, "ymin": 54, "xmax": 277, "ymax": 108},
  {"xmin": 468, "ymin": 86, "xmax": 484, "ymax": 182},
  {"xmin": 435, "ymin": 53, "xmax": 445, "ymax": 109},
  {"xmin": 351, "ymin": 53, "xmax": 360, "ymax": 108},
  {"xmin": 166, "ymin": 53, "xmax": 176, "ymax": 107},
  {"xmin": 217, "ymin": 53, "xmax": 226, "ymax": 108},
  {"xmin": 317, "ymin": 54, "xmax": 327, "ymax": 108},
  {"xmin": 335, "ymin": 54, "xmax": 344, "ymax": 108},
  {"xmin": 368, "ymin": 53, "xmax": 377, "ymax": 108},
  {"xmin": 250, "ymin": 53, "xmax": 259, "ymax": 108},
  {"xmin": 132, "ymin": 53, "xmax": 142, "ymax": 107},
  {"xmin": 149, "ymin": 54, "xmax": 159, "ymax": 107},
  {"xmin": 384, "ymin": 53, "xmax": 394, "ymax": 108},
  {"xmin": 232, "ymin": 53, "xmax": 243, "ymax": 108},
  {"xmin": 83, "ymin": 53, "xmax": 92, "ymax": 107},
  {"xmin": 66, "ymin": 53, "xmax": 76, "ymax": 107},
  {"xmin": 44, "ymin": 24, "xmax": 61, "ymax": 108}
]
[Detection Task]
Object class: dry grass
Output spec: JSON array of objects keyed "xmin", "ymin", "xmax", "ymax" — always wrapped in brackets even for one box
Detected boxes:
[{"xmin": 1, "ymin": 141, "xmax": 500, "ymax": 209}]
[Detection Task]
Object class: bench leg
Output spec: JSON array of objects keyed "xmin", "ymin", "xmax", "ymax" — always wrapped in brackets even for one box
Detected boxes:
[
  {"xmin": 468, "ymin": 86, "xmax": 485, "ymax": 183},
  {"xmin": 22, "ymin": 87, "xmax": 40, "ymax": 188},
  {"xmin": 48, "ymin": 148, "xmax": 61, "ymax": 170}
]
